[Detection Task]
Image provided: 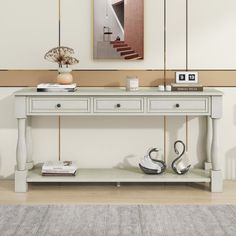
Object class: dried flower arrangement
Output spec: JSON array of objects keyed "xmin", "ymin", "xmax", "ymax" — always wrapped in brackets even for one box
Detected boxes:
[{"xmin": 44, "ymin": 46, "xmax": 79, "ymax": 68}]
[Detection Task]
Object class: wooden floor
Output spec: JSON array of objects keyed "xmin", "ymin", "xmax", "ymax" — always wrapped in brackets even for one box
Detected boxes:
[{"xmin": 0, "ymin": 181, "xmax": 236, "ymax": 205}]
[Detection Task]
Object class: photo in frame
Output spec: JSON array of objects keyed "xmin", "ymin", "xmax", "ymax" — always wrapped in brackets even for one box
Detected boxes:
[{"xmin": 93, "ymin": 0, "xmax": 144, "ymax": 60}]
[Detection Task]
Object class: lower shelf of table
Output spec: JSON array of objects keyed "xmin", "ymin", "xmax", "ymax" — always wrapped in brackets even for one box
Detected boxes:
[{"xmin": 27, "ymin": 167, "xmax": 211, "ymax": 183}]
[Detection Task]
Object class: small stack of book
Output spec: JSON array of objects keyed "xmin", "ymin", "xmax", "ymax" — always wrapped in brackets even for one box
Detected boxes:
[
  {"xmin": 171, "ymin": 83, "xmax": 203, "ymax": 92},
  {"xmin": 42, "ymin": 161, "xmax": 78, "ymax": 176},
  {"xmin": 37, "ymin": 83, "xmax": 77, "ymax": 92}
]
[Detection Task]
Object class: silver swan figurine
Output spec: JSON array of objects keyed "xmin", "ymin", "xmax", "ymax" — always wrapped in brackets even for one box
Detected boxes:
[
  {"xmin": 171, "ymin": 140, "xmax": 191, "ymax": 175},
  {"xmin": 139, "ymin": 148, "xmax": 166, "ymax": 175}
]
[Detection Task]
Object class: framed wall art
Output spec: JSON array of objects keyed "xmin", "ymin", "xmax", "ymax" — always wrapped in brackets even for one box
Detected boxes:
[{"xmin": 93, "ymin": 0, "xmax": 144, "ymax": 60}]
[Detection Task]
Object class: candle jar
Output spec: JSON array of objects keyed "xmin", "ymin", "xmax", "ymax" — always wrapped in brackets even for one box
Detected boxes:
[
  {"xmin": 126, "ymin": 76, "xmax": 139, "ymax": 91},
  {"xmin": 165, "ymin": 85, "xmax": 172, "ymax": 91},
  {"xmin": 158, "ymin": 85, "xmax": 165, "ymax": 91}
]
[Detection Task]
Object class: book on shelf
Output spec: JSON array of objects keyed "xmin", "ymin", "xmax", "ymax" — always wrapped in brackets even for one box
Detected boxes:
[
  {"xmin": 37, "ymin": 83, "xmax": 77, "ymax": 92},
  {"xmin": 42, "ymin": 161, "xmax": 78, "ymax": 176},
  {"xmin": 171, "ymin": 83, "xmax": 203, "ymax": 92}
]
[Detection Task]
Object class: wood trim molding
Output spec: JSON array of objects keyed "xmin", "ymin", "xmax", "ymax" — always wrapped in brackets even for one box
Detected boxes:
[
  {"xmin": 0, "ymin": 70, "xmax": 164, "ymax": 87},
  {"xmin": 0, "ymin": 70, "xmax": 236, "ymax": 87}
]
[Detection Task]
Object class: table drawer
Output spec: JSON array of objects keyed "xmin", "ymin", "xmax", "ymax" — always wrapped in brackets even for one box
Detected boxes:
[
  {"xmin": 148, "ymin": 97, "xmax": 209, "ymax": 113},
  {"xmin": 94, "ymin": 97, "xmax": 144, "ymax": 113},
  {"xmin": 28, "ymin": 97, "xmax": 90, "ymax": 113}
]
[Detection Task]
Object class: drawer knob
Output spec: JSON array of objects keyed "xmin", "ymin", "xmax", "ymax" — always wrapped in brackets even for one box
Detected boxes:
[
  {"xmin": 56, "ymin": 103, "xmax": 61, "ymax": 108},
  {"xmin": 175, "ymin": 103, "xmax": 180, "ymax": 108},
  {"xmin": 116, "ymin": 104, "xmax": 121, "ymax": 108}
]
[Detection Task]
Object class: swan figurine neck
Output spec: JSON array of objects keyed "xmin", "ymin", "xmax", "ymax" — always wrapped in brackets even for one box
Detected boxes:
[{"xmin": 171, "ymin": 140, "xmax": 191, "ymax": 175}]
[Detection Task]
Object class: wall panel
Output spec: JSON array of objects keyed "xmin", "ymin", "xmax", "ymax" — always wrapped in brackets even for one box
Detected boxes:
[
  {"xmin": 189, "ymin": 0, "xmax": 236, "ymax": 69},
  {"xmin": 166, "ymin": 0, "xmax": 186, "ymax": 69},
  {"xmin": 1, "ymin": 70, "xmax": 236, "ymax": 87},
  {"xmin": 0, "ymin": 0, "xmax": 58, "ymax": 70}
]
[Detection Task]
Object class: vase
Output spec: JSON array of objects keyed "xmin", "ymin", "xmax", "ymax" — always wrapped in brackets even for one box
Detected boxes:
[{"xmin": 57, "ymin": 68, "xmax": 73, "ymax": 84}]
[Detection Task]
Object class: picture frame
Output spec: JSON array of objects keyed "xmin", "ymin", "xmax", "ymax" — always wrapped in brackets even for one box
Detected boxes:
[
  {"xmin": 176, "ymin": 72, "xmax": 198, "ymax": 84},
  {"xmin": 93, "ymin": 0, "xmax": 144, "ymax": 60}
]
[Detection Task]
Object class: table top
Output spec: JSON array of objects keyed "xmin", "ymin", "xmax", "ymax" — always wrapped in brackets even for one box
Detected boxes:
[{"xmin": 14, "ymin": 87, "xmax": 223, "ymax": 96}]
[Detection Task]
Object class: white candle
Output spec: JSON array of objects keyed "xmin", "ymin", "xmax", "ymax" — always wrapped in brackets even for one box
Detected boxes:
[
  {"xmin": 158, "ymin": 85, "xmax": 165, "ymax": 91},
  {"xmin": 126, "ymin": 77, "xmax": 139, "ymax": 91},
  {"xmin": 165, "ymin": 85, "xmax": 172, "ymax": 91}
]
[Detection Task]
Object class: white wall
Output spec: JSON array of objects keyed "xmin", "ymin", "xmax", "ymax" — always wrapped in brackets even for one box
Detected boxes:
[
  {"xmin": 166, "ymin": 0, "xmax": 186, "ymax": 69},
  {"xmin": 189, "ymin": 0, "xmax": 236, "ymax": 69},
  {"xmin": 0, "ymin": 0, "xmax": 164, "ymax": 70},
  {"xmin": 0, "ymin": 0, "xmax": 58, "ymax": 69},
  {"xmin": 1, "ymin": 0, "xmax": 236, "ymax": 70},
  {"xmin": 0, "ymin": 87, "xmax": 235, "ymax": 180}
]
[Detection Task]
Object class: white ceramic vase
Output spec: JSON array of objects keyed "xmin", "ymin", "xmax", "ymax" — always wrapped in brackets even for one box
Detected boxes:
[{"xmin": 57, "ymin": 67, "xmax": 73, "ymax": 84}]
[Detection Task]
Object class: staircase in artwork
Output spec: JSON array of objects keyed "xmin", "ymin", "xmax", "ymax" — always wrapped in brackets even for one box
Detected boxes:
[{"xmin": 110, "ymin": 41, "xmax": 142, "ymax": 60}]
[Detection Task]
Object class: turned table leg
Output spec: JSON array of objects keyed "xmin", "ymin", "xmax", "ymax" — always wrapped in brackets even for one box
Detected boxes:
[
  {"xmin": 15, "ymin": 118, "xmax": 28, "ymax": 192},
  {"xmin": 211, "ymin": 118, "xmax": 222, "ymax": 192},
  {"xmin": 205, "ymin": 116, "xmax": 212, "ymax": 170},
  {"xmin": 26, "ymin": 117, "xmax": 33, "ymax": 170}
]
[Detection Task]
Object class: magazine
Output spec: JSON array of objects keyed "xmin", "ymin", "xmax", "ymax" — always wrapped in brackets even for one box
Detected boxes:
[{"xmin": 42, "ymin": 161, "xmax": 78, "ymax": 176}]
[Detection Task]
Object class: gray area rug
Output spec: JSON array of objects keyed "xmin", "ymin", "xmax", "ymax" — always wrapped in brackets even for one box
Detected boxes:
[{"xmin": 0, "ymin": 205, "xmax": 236, "ymax": 236}]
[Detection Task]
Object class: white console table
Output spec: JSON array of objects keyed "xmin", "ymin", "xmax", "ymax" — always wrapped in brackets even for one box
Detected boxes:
[{"xmin": 14, "ymin": 87, "xmax": 223, "ymax": 193}]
